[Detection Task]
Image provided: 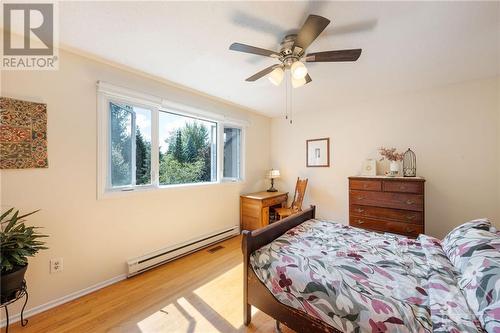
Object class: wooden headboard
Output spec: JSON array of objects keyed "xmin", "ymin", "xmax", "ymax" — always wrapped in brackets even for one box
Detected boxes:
[{"xmin": 241, "ymin": 205, "xmax": 316, "ymax": 258}]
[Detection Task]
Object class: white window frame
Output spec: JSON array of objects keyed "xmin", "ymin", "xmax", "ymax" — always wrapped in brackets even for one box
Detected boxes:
[
  {"xmin": 107, "ymin": 98, "xmax": 151, "ymax": 189},
  {"xmin": 221, "ymin": 125, "xmax": 245, "ymax": 182},
  {"xmin": 97, "ymin": 81, "xmax": 247, "ymax": 199}
]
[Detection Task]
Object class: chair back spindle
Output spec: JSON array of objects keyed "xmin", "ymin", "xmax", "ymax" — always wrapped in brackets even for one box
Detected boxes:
[{"xmin": 291, "ymin": 178, "xmax": 308, "ymax": 212}]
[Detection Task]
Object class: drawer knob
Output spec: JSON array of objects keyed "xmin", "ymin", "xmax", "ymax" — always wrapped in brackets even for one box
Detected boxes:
[
  {"xmin": 406, "ymin": 214, "xmax": 416, "ymax": 220},
  {"xmin": 356, "ymin": 196, "xmax": 365, "ymax": 200},
  {"xmin": 406, "ymin": 200, "xmax": 414, "ymax": 205},
  {"xmin": 363, "ymin": 184, "xmax": 369, "ymax": 188},
  {"xmin": 355, "ymin": 219, "xmax": 364, "ymax": 224},
  {"xmin": 355, "ymin": 208, "xmax": 365, "ymax": 213},
  {"xmin": 400, "ymin": 185, "xmax": 406, "ymax": 190},
  {"xmin": 406, "ymin": 227, "xmax": 415, "ymax": 233}
]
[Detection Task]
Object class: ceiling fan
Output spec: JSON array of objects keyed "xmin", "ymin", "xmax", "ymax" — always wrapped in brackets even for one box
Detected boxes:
[{"xmin": 229, "ymin": 14, "xmax": 362, "ymax": 88}]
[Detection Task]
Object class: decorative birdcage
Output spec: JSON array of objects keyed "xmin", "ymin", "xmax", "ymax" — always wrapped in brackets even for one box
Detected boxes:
[{"xmin": 403, "ymin": 148, "xmax": 416, "ymax": 177}]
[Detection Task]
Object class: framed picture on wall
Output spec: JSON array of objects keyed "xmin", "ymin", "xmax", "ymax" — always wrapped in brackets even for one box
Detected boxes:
[{"xmin": 306, "ymin": 138, "xmax": 330, "ymax": 167}]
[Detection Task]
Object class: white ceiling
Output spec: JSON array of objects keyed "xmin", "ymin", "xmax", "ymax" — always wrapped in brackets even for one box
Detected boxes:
[{"xmin": 59, "ymin": 1, "xmax": 500, "ymax": 117}]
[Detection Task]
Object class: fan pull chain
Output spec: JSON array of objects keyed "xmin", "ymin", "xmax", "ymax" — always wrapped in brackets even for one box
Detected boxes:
[
  {"xmin": 289, "ymin": 76, "xmax": 293, "ymax": 124},
  {"xmin": 284, "ymin": 72, "xmax": 288, "ymax": 120}
]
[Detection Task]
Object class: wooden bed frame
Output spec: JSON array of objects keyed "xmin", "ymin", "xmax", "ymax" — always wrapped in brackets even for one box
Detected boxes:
[{"xmin": 242, "ymin": 206, "xmax": 342, "ymax": 333}]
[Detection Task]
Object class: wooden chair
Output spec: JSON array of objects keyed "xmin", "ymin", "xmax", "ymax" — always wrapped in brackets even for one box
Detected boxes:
[{"xmin": 275, "ymin": 178, "xmax": 308, "ymax": 220}]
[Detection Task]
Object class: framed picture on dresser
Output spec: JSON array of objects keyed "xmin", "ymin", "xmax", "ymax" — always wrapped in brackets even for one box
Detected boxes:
[
  {"xmin": 306, "ymin": 138, "xmax": 330, "ymax": 167},
  {"xmin": 361, "ymin": 159, "xmax": 376, "ymax": 176}
]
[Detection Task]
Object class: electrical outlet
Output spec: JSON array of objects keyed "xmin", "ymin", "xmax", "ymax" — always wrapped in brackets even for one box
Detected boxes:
[{"xmin": 50, "ymin": 258, "xmax": 63, "ymax": 274}]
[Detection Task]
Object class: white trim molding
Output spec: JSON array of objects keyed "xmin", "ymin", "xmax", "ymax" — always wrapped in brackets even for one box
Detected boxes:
[
  {"xmin": 97, "ymin": 81, "xmax": 162, "ymax": 108},
  {"xmin": 97, "ymin": 81, "xmax": 250, "ymax": 126},
  {"xmin": 0, "ymin": 274, "xmax": 126, "ymax": 328}
]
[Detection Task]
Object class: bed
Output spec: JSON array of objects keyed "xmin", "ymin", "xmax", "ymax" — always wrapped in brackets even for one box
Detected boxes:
[{"xmin": 242, "ymin": 206, "xmax": 500, "ymax": 333}]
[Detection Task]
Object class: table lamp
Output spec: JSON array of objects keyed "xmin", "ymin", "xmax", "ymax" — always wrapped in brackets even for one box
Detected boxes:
[{"xmin": 267, "ymin": 169, "xmax": 280, "ymax": 192}]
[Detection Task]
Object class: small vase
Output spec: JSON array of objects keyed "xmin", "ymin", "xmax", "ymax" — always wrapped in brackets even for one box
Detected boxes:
[{"xmin": 389, "ymin": 161, "xmax": 399, "ymax": 177}]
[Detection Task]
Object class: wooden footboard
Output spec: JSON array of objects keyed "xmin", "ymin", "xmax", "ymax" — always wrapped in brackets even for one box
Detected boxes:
[{"xmin": 242, "ymin": 206, "xmax": 341, "ymax": 333}]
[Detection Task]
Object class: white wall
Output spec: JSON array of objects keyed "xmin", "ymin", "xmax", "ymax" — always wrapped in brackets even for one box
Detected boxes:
[
  {"xmin": 498, "ymin": 80, "xmax": 500, "ymax": 225},
  {"xmin": 0, "ymin": 50, "xmax": 271, "ymax": 315},
  {"xmin": 271, "ymin": 76, "xmax": 500, "ymax": 239}
]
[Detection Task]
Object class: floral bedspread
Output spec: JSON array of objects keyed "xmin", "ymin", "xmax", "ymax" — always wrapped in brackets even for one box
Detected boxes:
[{"xmin": 250, "ymin": 219, "xmax": 484, "ymax": 333}]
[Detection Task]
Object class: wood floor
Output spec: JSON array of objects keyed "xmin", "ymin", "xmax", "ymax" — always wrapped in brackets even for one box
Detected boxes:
[{"xmin": 6, "ymin": 236, "xmax": 294, "ymax": 333}]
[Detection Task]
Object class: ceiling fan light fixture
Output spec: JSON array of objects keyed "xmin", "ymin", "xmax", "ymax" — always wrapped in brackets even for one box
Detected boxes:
[
  {"xmin": 268, "ymin": 67, "xmax": 284, "ymax": 86},
  {"xmin": 291, "ymin": 61, "xmax": 308, "ymax": 79},
  {"xmin": 291, "ymin": 76, "xmax": 307, "ymax": 88}
]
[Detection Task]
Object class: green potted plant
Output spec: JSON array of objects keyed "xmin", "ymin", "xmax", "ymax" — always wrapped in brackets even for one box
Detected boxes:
[{"xmin": 1, "ymin": 208, "xmax": 48, "ymax": 303}]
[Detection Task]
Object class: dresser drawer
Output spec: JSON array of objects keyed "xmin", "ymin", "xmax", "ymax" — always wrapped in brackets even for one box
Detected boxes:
[
  {"xmin": 263, "ymin": 194, "xmax": 287, "ymax": 207},
  {"xmin": 350, "ymin": 216, "xmax": 423, "ymax": 238},
  {"xmin": 350, "ymin": 190, "xmax": 423, "ymax": 211},
  {"xmin": 383, "ymin": 181, "xmax": 424, "ymax": 194},
  {"xmin": 350, "ymin": 205, "xmax": 423, "ymax": 224},
  {"xmin": 349, "ymin": 179, "xmax": 382, "ymax": 191}
]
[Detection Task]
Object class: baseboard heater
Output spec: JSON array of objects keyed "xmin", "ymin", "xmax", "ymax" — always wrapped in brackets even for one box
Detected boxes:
[{"xmin": 127, "ymin": 225, "xmax": 239, "ymax": 277}]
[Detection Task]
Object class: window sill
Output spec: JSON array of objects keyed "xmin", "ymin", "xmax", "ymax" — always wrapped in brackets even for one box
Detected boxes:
[{"xmin": 98, "ymin": 179, "xmax": 245, "ymax": 200}]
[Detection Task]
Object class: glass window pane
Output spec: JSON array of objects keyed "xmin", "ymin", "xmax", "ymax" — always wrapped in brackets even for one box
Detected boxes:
[
  {"xmin": 109, "ymin": 102, "xmax": 152, "ymax": 188},
  {"xmin": 110, "ymin": 102, "xmax": 133, "ymax": 187},
  {"xmin": 158, "ymin": 111, "xmax": 217, "ymax": 185},
  {"xmin": 223, "ymin": 127, "xmax": 241, "ymax": 179},
  {"xmin": 134, "ymin": 107, "xmax": 152, "ymax": 185}
]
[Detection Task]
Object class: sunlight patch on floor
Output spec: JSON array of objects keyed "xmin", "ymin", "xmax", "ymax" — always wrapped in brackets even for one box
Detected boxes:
[
  {"xmin": 137, "ymin": 296, "xmax": 221, "ymax": 332},
  {"xmin": 193, "ymin": 263, "xmax": 245, "ymax": 329},
  {"xmin": 136, "ymin": 263, "xmax": 262, "ymax": 333}
]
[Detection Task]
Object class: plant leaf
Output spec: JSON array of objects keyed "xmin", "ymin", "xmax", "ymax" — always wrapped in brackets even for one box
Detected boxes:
[
  {"xmin": 4, "ymin": 210, "xmax": 19, "ymax": 232},
  {"xmin": 16, "ymin": 210, "xmax": 40, "ymax": 220},
  {"xmin": 0, "ymin": 208, "xmax": 48, "ymax": 272},
  {"xmin": 0, "ymin": 208, "xmax": 14, "ymax": 223}
]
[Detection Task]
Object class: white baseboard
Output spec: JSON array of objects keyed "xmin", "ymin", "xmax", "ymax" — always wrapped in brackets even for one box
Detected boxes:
[
  {"xmin": 128, "ymin": 225, "xmax": 239, "ymax": 277},
  {"xmin": 0, "ymin": 274, "xmax": 126, "ymax": 328}
]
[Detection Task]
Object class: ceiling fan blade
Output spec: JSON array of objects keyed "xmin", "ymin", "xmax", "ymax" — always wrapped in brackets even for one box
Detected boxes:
[
  {"xmin": 231, "ymin": 11, "xmax": 286, "ymax": 42},
  {"xmin": 294, "ymin": 15, "xmax": 331, "ymax": 51},
  {"xmin": 229, "ymin": 42, "xmax": 280, "ymax": 58},
  {"xmin": 305, "ymin": 49, "xmax": 362, "ymax": 62},
  {"xmin": 305, "ymin": 73, "xmax": 312, "ymax": 84},
  {"xmin": 245, "ymin": 64, "xmax": 281, "ymax": 82},
  {"xmin": 322, "ymin": 19, "xmax": 378, "ymax": 37}
]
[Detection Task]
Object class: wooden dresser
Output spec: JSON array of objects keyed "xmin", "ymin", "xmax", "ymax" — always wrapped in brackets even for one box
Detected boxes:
[
  {"xmin": 240, "ymin": 191, "xmax": 288, "ymax": 231},
  {"xmin": 349, "ymin": 176, "xmax": 425, "ymax": 238}
]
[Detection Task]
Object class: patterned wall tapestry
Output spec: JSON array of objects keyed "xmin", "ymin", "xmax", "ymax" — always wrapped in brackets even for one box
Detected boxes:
[{"xmin": 0, "ymin": 97, "xmax": 48, "ymax": 169}]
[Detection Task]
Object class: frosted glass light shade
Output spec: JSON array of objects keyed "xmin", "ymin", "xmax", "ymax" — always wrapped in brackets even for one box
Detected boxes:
[
  {"xmin": 268, "ymin": 67, "xmax": 284, "ymax": 86},
  {"xmin": 267, "ymin": 169, "xmax": 280, "ymax": 179},
  {"xmin": 291, "ymin": 61, "xmax": 307, "ymax": 79},
  {"xmin": 292, "ymin": 76, "xmax": 307, "ymax": 88}
]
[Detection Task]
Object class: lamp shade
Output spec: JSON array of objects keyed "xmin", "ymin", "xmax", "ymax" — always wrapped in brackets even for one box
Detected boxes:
[
  {"xmin": 267, "ymin": 169, "xmax": 280, "ymax": 179},
  {"xmin": 268, "ymin": 67, "xmax": 284, "ymax": 86},
  {"xmin": 291, "ymin": 61, "xmax": 307, "ymax": 79},
  {"xmin": 291, "ymin": 76, "xmax": 307, "ymax": 88}
]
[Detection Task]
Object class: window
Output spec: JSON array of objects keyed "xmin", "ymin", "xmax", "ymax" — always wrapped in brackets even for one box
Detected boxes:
[
  {"xmin": 223, "ymin": 127, "xmax": 241, "ymax": 180},
  {"xmin": 98, "ymin": 82, "xmax": 246, "ymax": 197},
  {"xmin": 109, "ymin": 102, "xmax": 152, "ymax": 187},
  {"xmin": 158, "ymin": 111, "xmax": 217, "ymax": 185}
]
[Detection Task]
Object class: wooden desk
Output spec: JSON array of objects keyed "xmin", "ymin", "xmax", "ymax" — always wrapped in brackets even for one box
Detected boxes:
[{"xmin": 240, "ymin": 191, "xmax": 288, "ymax": 231}]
